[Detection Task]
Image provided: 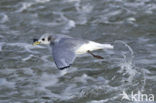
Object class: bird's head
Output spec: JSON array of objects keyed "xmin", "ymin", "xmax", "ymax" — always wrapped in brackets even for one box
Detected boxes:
[{"xmin": 33, "ymin": 34, "xmax": 53, "ymax": 45}]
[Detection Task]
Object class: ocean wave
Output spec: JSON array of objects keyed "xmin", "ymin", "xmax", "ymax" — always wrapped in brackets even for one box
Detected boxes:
[
  {"xmin": 6, "ymin": 42, "xmax": 46, "ymax": 53},
  {"xmin": 16, "ymin": 0, "xmax": 50, "ymax": 13},
  {"xmin": 16, "ymin": 2, "xmax": 33, "ymax": 13},
  {"xmin": 0, "ymin": 78, "xmax": 15, "ymax": 88},
  {"xmin": 0, "ymin": 42, "xmax": 4, "ymax": 51},
  {"xmin": 35, "ymin": 0, "xmax": 50, "ymax": 3},
  {"xmin": 0, "ymin": 0, "xmax": 155, "ymax": 102},
  {"xmin": 0, "ymin": 13, "xmax": 9, "ymax": 23}
]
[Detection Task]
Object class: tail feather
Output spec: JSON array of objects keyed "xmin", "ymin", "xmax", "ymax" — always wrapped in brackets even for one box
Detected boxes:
[{"xmin": 102, "ymin": 44, "xmax": 114, "ymax": 49}]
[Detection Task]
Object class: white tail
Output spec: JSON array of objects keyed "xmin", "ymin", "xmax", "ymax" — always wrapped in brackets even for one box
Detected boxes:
[{"xmin": 102, "ymin": 44, "xmax": 114, "ymax": 49}]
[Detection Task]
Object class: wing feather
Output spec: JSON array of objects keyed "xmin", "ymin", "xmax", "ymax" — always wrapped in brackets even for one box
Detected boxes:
[{"xmin": 52, "ymin": 38, "xmax": 76, "ymax": 70}]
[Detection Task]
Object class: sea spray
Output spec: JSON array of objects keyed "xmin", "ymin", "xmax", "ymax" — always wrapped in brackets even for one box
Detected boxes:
[{"xmin": 114, "ymin": 40, "xmax": 137, "ymax": 82}]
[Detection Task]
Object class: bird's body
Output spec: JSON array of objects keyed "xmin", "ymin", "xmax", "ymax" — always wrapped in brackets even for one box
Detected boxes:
[
  {"xmin": 33, "ymin": 34, "xmax": 113, "ymax": 70},
  {"xmin": 75, "ymin": 41, "xmax": 113, "ymax": 54}
]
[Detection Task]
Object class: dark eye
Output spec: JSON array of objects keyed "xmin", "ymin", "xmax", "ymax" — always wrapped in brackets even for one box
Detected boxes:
[{"xmin": 42, "ymin": 38, "xmax": 45, "ymax": 41}]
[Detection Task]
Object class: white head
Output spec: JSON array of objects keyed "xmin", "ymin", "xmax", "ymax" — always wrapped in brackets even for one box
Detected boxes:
[{"xmin": 33, "ymin": 34, "xmax": 53, "ymax": 45}]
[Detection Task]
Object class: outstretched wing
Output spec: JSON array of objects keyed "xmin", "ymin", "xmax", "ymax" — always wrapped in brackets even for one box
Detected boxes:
[{"xmin": 52, "ymin": 39, "xmax": 76, "ymax": 70}]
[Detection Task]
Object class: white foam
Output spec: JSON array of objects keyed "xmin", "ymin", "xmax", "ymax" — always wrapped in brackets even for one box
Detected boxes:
[
  {"xmin": 60, "ymin": 84, "xmax": 77, "ymax": 100},
  {"xmin": 126, "ymin": 17, "xmax": 137, "ymax": 26},
  {"xmin": 107, "ymin": 10, "xmax": 122, "ymax": 17},
  {"xmin": 75, "ymin": 3, "xmax": 93, "ymax": 24},
  {"xmin": 40, "ymin": 73, "xmax": 58, "ymax": 87},
  {"xmin": 146, "ymin": 3, "xmax": 156, "ymax": 14},
  {"xmin": 16, "ymin": 2, "xmax": 32, "ymax": 12},
  {"xmin": 0, "ymin": 78, "xmax": 15, "ymax": 88},
  {"xmin": 59, "ymin": 69, "xmax": 68, "ymax": 76},
  {"xmin": 81, "ymin": 4, "xmax": 93, "ymax": 14},
  {"xmin": 92, "ymin": 9, "xmax": 124, "ymax": 24},
  {"xmin": 40, "ymin": 55, "xmax": 50, "ymax": 62},
  {"xmin": 0, "ymin": 13, "xmax": 9, "ymax": 23},
  {"xmin": 74, "ymin": 74, "xmax": 95, "ymax": 84},
  {"xmin": 35, "ymin": 0, "xmax": 50, "ymax": 3},
  {"xmin": 137, "ymin": 59, "xmax": 156, "ymax": 65},
  {"xmin": 7, "ymin": 42, "xmax": 46, "ymax": 53},
  {"xmin": 127, "ymin": 17, "xmax": 136, "ymax": 22},
  {"xmin": 16, "ymin": 0, "xmax": 50, "ymax": 12},
  {"xmin": 65, "ymin": 0, "xmax": 80, "ymax": 2},
  {"xmin": 51, "ymin": 11, "xmax": 76, "ymax": 32},
  {"xmin": 22, "ymin": 54, "xmax": 34, "ymax": 61},
  {"xmin": 88, "ymin": 99, "xmax": 107, "ymax": 103},
  {"xmin": 87, "ymin": 89, "xmax": 120, "ymax": 103},
  {"xmin": 1, "ymin": 68, "xmax": 16, "ymax": 76},
  {"xmin": 23, "ymin": 68, "xmax": 34, "ymax": 75},
  {"xmin": 59, "ymin": 68, "xmax": 77, "ymax": 76},
  {"xmin": 59, "ymin": 12, "xmax": 76, "ymax": 31},
  {"xmin": 146, "ymin": 76, "xmax": 156, "ymax": 81},
  {"xmin": 64, "ymin": 20, "xmax": 76, "ymax": 30}
]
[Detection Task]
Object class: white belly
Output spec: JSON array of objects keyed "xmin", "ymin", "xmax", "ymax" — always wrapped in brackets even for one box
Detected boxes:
[
  {"xmin": 75, "ymin": 41, "xmax": 104, "ymax": 54},
  {"xmin": 75, "ymin": 41, "xmax": 114, "ymax": 54}
]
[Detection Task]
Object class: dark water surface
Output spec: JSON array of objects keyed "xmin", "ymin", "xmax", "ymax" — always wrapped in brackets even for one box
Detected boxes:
[{"xmin": 0, "ymin": 0, "xmax": 156, "ymax": 103}]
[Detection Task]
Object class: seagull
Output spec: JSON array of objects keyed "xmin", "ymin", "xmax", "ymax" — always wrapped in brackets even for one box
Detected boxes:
[{"xmin": 33, "ymin": 34, "xmax": 113, "ymax": 70}]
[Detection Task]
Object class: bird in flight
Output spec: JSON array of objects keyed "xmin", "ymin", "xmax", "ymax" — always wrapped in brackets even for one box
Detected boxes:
[{"xmin": 33, "ymin": 34, "xmax": 113, "ymax": 70}]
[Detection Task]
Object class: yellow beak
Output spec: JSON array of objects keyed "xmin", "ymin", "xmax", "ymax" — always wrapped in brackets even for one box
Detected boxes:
[{"xmin": 33, "ymin": 41, "xmax": 41, "ymax": 46}]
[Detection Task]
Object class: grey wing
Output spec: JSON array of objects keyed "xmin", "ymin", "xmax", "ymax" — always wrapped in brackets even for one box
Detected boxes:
[{"xmin": 52, "ymin": 43, "xmax": 76, "ymax": 70}]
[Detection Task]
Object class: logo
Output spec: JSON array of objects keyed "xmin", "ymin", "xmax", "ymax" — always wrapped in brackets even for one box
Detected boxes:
[{"xmin": 121, "ymin": 91, "xmax": 155, "ymax": 102}]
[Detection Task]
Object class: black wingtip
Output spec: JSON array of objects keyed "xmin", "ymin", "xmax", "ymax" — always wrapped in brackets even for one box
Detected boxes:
[{"xmin": 59, "ymin": 65, "xmax": 70, "ymax": 70}]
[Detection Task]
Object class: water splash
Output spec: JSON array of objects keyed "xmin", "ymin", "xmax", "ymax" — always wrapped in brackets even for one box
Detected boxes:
[{"xmin": 114, "ymin": 40, "xmax": 137, "ymax": 82}]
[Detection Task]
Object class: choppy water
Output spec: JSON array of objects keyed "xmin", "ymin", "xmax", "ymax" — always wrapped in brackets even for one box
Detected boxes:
[{"xmin": 0, "ymin": 0, "xmax": 156, "ymax": 103}]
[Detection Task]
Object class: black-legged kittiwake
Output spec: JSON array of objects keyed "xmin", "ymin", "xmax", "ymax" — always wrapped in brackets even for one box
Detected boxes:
[{"xmin": 33, "ymin": 34, "xmax": 113, "ymax": 70}]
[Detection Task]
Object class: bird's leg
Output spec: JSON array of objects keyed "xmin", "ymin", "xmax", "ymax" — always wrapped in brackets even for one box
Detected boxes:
[{"xmin": 87, "ymin": 50, "xmax": 104, "ymax": 59}]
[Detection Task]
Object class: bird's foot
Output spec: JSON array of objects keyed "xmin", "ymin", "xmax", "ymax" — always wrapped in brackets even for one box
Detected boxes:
[{"xmin": 87, "ymin": 50, "xmax": 104, "ymax": 59}]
